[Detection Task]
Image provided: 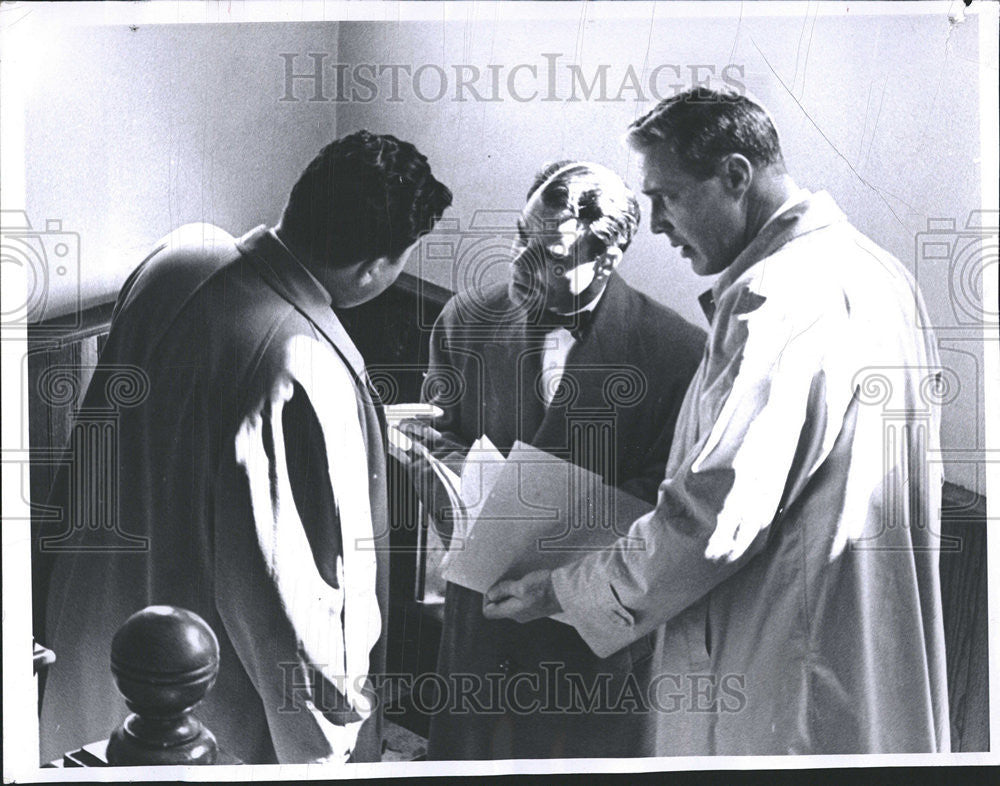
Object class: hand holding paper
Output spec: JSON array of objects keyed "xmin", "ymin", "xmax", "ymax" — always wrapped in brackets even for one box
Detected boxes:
[
  {"xmin": 394, "ymin": 417, "xmax": 444, "ymax": 455},
  {"xmin": 387, "ymin": 406, "xmax": 465, "ymax": 533},
  {"xmin": 442, "ymin": 441, "xmax": 653, "ymax": 604},
  {"xmin": 391, "ymin": 427, "xmax": 651, "ymax": 629},
  {"xmin": 385, "ymin": 404, "xmax": 444, "ymax": 457},
  {"xmin": 389, "ymin": 410, "xmax": 507, "ymax": 548},
  {"xmin": 482, "ymin": 569, "xmax": 562, "ymax": 623}
]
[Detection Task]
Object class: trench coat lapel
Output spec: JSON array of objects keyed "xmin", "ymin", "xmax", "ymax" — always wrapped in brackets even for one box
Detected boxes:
[
  {"xmin": 236, "ymin": 227, "xmax": 368, "ymax": 385},
  {"xmin": 236, "ymin": 227, "xmax": 388, "ymax": 456}
]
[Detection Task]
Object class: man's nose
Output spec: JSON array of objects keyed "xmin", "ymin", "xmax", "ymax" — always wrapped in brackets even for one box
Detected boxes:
[{"xmin": 651, "ymin": 211, "xmax": 674, "ymax": 235}]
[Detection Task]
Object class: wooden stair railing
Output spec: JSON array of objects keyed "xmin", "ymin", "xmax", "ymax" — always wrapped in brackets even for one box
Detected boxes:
[
  {"xmin": 106, "ymin": 606, "xmax": 222, "ymax": 765},
  {"xmin": 45, "ymin": 605, "xmax": 240, "ymax": 767}
]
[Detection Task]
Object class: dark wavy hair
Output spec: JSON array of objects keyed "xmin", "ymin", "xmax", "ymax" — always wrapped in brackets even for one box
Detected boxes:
[
  {"xmin": 627, "ymin": 87, "xmax": 784, "ymax": 179},
  {"xmin": 280, "ymin": 130, "xmax": 452, "ymax": 268}
]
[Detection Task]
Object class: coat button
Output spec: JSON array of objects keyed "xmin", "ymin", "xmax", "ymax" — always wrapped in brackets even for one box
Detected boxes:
[{"xmin": 498, "ymin": 658, "xmax": 512, "ymax": 674}]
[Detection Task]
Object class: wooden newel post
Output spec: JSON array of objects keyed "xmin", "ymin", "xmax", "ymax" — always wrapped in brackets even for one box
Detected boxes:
[{"xmin": 106, "ymin": 605, "xmax": 220, "ymax": 766}]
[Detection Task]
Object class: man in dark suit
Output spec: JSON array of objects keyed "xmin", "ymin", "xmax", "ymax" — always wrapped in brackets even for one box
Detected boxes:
[
  {"xmin": 401, "ymin": 161, "xmax": 705, "ymax": 759},
  {"xmin": 36, "ymin": 131, "xmax": 451, "ymax": 765}
]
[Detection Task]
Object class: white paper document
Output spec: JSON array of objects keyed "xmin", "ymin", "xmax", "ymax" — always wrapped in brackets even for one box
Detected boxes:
[{"xmin": 441, "ymin": 441, "xmax": 653, "ymax": 594}]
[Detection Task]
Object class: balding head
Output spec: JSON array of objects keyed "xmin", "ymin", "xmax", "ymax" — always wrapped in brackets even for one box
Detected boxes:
[
  {"xmin": 510, "ymin": 161, "xmax": 638, "ymax": 314},
  {"xmin": 527, "ymin": 161, "xmax": 641, "ymax": 253}
]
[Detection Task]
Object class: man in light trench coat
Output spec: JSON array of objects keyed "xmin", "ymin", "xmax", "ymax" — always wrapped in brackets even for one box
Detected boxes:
[{"xmin": 484, "ymin": 88, "xmax": 951, "ymax": 755}]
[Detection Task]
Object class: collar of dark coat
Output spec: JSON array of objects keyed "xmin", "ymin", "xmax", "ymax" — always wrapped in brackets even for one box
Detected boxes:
[
  {"xmin": 235, "ymin": 225, "xmax": 368, "ymax": 382},
  {"xmin": 573, "ymin": 271, "xmax": 629, "ymax": 361},
  {"xmin": 530, "ymin": 274, "xmax": 642, "ymax": 448},
  {"xmin": 502, "ymin": 273, "xmax": 634, "ymax": 377},
  {"xmin": 704, "ymin": 190, "xmax": 847, "ymax": 319},
  {"xmin": 526, "ymin": 274, "xmax": 639, "ymax": 445}
]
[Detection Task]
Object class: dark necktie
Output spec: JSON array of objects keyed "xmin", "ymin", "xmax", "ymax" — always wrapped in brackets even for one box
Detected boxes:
[
  {"xmin": 698, "ymin": 289, "xmax": 717, "ymax": 324},
  {"xmin": 530, "ymin": 308, "xmax": 594, "ymax": 341}
]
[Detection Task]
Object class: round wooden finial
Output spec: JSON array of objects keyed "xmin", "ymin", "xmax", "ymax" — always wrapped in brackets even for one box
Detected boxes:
[{"xmin": 106, "ymin": 605, "xmax": 220, "ymax": 766}]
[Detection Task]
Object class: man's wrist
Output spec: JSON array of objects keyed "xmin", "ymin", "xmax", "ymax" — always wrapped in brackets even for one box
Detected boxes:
[
  {"xmin": 541, "ymin": 570, "xmax": 564, "ymax": 616},
  {"xmin": 548, "ymin": 567, "xmax": 574, "ymax": 619}
]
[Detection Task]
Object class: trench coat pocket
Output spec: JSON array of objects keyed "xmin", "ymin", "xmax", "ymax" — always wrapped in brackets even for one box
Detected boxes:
[{"xmin": 679, "ymin": 599, "xmax": 711, "ymax": 668}]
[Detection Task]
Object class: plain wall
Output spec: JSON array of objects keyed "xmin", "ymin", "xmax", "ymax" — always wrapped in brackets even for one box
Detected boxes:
[
  {"xmin": 20, "ymin": 13, "xmax": 986, "ymax": 493},
  {"xmin": 23, "ymin": 22, "xmax": 340, "ymax": 316}
]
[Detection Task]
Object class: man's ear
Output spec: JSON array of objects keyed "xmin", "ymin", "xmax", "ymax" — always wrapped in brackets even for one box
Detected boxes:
[
  {"xmin": 720, "ymin": 153, "xmax": 753, "ymax": 196},
  {"xmin": 355, "ymin": 256, "xmax": 384, "ymax": 286},
  {"xmin": 594, "ymin": 245, "xmax": 623, "ymax": 280}
]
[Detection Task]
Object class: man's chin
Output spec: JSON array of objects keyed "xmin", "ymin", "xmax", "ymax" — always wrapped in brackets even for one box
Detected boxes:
[
  {"xmin": 687, "ymin": 251, "xmax": 717, "ymax": 277},
  {"xmin": 689, "ymin": 259, "xmax": 709, "ymax": 276}
]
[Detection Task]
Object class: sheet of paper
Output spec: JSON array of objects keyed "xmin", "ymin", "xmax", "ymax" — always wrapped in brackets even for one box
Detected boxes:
[
  {"xmin": 439, "ymin": 434, "xmax": 506, "ymax": 570},
  {"xmin": 442, "ymin": 441, "xmax": 653, "ymax": 595},
  {"xmin": 459, "ymin": 434, "xmax": 506, "ymax": 534}
]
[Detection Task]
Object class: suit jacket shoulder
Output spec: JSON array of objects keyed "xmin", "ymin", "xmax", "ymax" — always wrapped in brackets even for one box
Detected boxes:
[
  {"xmin": 437, "ymin": 281, "xmax": 516, "ymax": 334},
  {"xmin": 602, "ymin": 274, "xmax": 707, "ymax": 371}
]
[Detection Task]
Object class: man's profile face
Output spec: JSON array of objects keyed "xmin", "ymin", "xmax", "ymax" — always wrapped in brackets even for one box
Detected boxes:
[
  {"xmin": 363, "ymin": 244, "xmax": 416, "ymax": 301},
  {"xmin": 639, "ymin": 145, "xmax": 742, "ymax": 276},
  {"xmin": 508, "ymin": 187, "xmax": 611, "ymax": 314},
  {"xmin": 328, "ymin": 243, "xmax": 416, "ymax": 309}
]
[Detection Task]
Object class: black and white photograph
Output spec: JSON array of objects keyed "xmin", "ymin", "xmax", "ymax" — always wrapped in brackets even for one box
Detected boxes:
[{"xmin": 1, "ymin": 1, "xmax": 996, "ymax": 780}]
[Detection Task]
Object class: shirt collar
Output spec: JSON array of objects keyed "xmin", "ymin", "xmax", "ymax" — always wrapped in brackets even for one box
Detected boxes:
[
  {"xmin": 697, "ymin": 191, "xmax": 845, "ymax": 324},
  {"xmin": 711, "ymin": 190, "xmax": 846, "ymax": 306},
  {"xmin": 758, "ymin": 188, "xmax": 812, "ymax": 235},
  {"xmin": 534, "ymin": 276, "xmax": 611, "ymax": 339}
]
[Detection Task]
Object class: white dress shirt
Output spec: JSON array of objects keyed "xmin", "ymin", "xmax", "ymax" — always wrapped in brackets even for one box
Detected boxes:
[{"xmin": 538, "ymin": 291, "xmax": 604, "ymax": 405}]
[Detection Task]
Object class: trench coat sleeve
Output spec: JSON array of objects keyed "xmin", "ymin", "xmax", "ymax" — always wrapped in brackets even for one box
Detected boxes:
[
  {"xmin": 213, "ymin": 328, "xmax": 382, "ymax": 763},
  {"xmin": 551, "ymin": 281, "xmax": 852, "ymax": 658}
]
